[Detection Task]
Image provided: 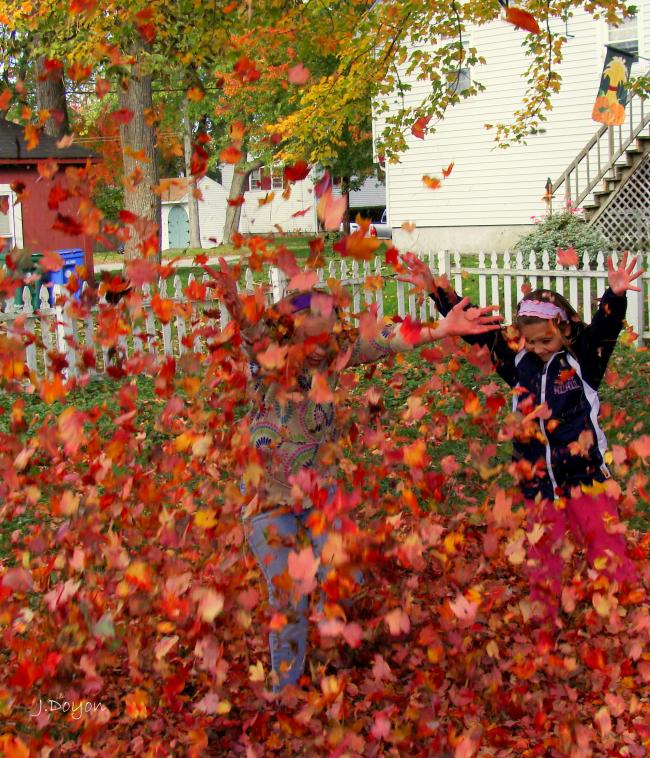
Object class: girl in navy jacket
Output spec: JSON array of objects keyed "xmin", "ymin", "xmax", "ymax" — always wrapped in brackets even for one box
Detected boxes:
[{"xmin": 403, "ymin": 252, "xmax": 642, "ymax": 623}]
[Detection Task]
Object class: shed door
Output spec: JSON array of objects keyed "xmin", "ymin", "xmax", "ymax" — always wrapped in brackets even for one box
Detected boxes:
[{"xmin": 168, "ymin": 205, "xmax": 190, "ymax": 248}]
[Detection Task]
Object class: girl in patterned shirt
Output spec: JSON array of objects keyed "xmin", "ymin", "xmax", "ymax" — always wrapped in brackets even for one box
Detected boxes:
[{"xmin": 215, "ymin": 256, "xmax": 502, "ymax": 691}]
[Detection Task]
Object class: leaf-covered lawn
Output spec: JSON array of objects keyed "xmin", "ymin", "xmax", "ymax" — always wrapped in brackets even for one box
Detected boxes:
[{"xmin": 0, "ymin": 333, "xmax": 648, "ymax": 754}]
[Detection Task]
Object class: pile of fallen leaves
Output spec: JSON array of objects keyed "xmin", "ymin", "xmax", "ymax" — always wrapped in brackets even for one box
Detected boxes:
[{"xmin": 0, "ymin": 245, "xmax": 649, "ymax": 757}]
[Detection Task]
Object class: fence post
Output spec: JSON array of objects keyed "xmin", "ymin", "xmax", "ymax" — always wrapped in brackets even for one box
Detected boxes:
[
  {"xmin": 269, "ymin": 266, "xmax": 285, "ymax": 303},
  {"xmin": 54, "ymin": 285, "xmax": 78, "ymax": 378},
  {"xmin": 628, "ymin": 286, "xmax": 645, "ymax": 347}
]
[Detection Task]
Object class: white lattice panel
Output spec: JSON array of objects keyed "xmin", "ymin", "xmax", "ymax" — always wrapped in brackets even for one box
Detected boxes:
[{"xmin": 594, "ymin": 152, "xmax": 650, "ymax": 251}]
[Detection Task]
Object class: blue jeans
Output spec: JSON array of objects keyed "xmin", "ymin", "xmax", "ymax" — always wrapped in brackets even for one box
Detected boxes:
[{"xmin": 245, "ymin": 508, "xmax": 329, "ymax": 692}]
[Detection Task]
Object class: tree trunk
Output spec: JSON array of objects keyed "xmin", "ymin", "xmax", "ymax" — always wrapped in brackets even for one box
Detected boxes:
[
  {"xmin": 222, "ymin": 157, "xmax": 262, "ymax": 245},
  {"xmin": 341, "ymin": 176, "xmax": 351, "ymax": 235},
  {"xmin": 118, "ymin": 56, "xmax": 160, "ymax": 262},
  {"xmin": 182, "ymin": 98, "xmax": 201, "ymax": 249},
  {"xmin": 35, "ymin": 55, "xmax": 70, "ymax": 139}
]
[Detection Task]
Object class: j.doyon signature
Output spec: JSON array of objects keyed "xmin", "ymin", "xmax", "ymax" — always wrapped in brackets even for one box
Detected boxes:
[{"xmin": 30, "ymin": 699, "xmax": 106, "ymax": 720}]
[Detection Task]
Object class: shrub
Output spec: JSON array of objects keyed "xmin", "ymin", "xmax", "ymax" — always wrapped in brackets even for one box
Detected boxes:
[{"xmin": 515, "ymin": 210, "xmax": 609, "ymax": 266}]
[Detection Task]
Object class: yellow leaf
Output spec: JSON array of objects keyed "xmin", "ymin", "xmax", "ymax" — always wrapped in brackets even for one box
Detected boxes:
[
  {"xmin": 486, "ymin": 640, "xmax": 500, "ymax": 659},
  {"xmin": 194, "ymin": 509, "xmax": 218, "ymax": 529},
  {"xmin": 249, "ymin": 660, "xmax": 265, "ymax": 682},
  {"xmin": 60, "ymin": 490, "xmax": 80, "ymax": 516},
  {"xmin": 192, "ymin": 434, "xmax": 212, "ymax": 457},
  {"xmin": 174, "ymin": 432, "xmax": 193, "ymax": 452},
  {"xmin": 197, "ymin": 589, "xmax": 224, "ymax": 622}
]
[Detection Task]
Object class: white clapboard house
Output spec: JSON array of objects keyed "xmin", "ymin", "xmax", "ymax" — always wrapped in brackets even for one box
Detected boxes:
[
  {"xmin": 161, "ymin": 168, "xmax": 319, "ymax": 250},
  {"xmin": 161, "ymin": 167, "xmax": 386, "ymax": 250},
  {"xmin": 377, "ymin": 6, "xmax": 650, "ymax": 253}
]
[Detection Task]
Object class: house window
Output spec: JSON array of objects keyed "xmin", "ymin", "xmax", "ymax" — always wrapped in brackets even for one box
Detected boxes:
[
  {"xmin": 608, "ymin": 14, "xmax": 638, "ymax": 57},
  {"xmin": 0, "ymin": 195, "xmax": 11, "ymax": 238},
  {"xmin": 249, "ymin": 168, "xmax": 262, "ymax": 191},
  {"xmin": 271, "ymin": 168, "xmax": 284, "ymax": 190}
]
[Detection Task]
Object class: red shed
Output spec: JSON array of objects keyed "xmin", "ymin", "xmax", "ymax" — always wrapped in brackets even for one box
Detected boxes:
[{"xmin": 0, "ymin": 118, "xmax": 99, "ymax": 279}]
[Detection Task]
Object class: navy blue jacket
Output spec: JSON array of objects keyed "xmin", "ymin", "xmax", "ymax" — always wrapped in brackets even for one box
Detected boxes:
[{"xmin": 430, "ymin": 286, "xmax": 628, "ymax": 500}]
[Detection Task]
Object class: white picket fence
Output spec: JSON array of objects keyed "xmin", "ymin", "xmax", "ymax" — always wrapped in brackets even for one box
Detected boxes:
[{"xmin": 1, "ymin": 250, "xmax": 648, "ymax": 378}]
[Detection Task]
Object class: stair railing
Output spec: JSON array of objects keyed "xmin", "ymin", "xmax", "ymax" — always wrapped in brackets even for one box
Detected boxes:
[{"xmin": 551, "ymin": 91, "xmax": 650, "ymax": 210}]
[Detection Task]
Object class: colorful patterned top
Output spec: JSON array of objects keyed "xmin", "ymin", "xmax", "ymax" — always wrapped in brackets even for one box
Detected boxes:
[{"xmin": 241, "ymin": 323, "xmax": 401, "ymax": 513}]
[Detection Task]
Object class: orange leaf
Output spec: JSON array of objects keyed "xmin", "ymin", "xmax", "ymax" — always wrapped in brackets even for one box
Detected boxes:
[
  {"xmin": 411, "ymin": 116, "xmax": 431, "ymax": 139},
  {"xmin": 257, "ymin": 191, "xmax": 275, "ymax": 206},
  {"xmin": 39, "ymin": 250, "xmax": 64, "ymax": 272},
  {"xmin": 316, "ymin": 188, "xmax": 346, "ymax": 231},
  {"xmin": 309, "ymin": 372, "xmax": 334, "ymax": 404},
  {"xmin": 557, "ymin": 246, "xmax": 579, "ymax": 267},
  {"xmin": 152, "ymin": 293, "xmax": 174, "ymax": 324},
  {"xmin": 442, "ymin": 161, "xmax": 455, "ymax": 178},
  {"xmin": 67, "ymin": 62, "xmax": 92, "ymax": 82},
  {"xmin": 0, "ymin": 89, "xmax": 12, "ymax": 111},
  {"xmin": 220, "ymin": 145, "xmax": 242, "ymax": 164},
  {"xmin": 95, "ymin": 78, "xmax": 111, "ymax": 99},
  {"xmin": 37, "ymin": 158, "xmax": 58, "ymax": 180},
  {"xmin": 187, "ymin": 86, "xmax": 204, "ymax": 102},
  {"xmin": 504, "ymin": 6, "xmax": 541, "ymax": 34},
  {"xmin": 24, "ymin": 124, "xmax": 39, "ymax": 151},
  {"xmin": 230, "ymin": 120, "xmax": 245, "ymax": 143},
  {"xmin": 422, "ymin": 175, "xmax": 441, "ymax": 190},
  {"xmin": 256, "ymin": 343, "xmax": 288, "ymax": 371}
]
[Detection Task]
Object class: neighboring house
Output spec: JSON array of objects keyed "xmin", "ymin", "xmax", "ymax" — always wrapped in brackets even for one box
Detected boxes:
[
  {"xmin": 378, "ymin": 8, "xmax": 649, "ymax": 252},
  {"xmin": 0, "ymin": 118, "xmax": 98, "ymax": 269},
  {"xmin": 332, "ymin": 175, "xmax": 387, "ymax": 217},
  {"xmin": 223, "ymin": 164, "xmax": 318, "ymax": 237},
  {"xmin": 160, "ymin": 167, "xmax": 319, "ymax": 249},
  {"xmin": 161, "ymin": 176, "xmax": 229, "ymax": 249}
]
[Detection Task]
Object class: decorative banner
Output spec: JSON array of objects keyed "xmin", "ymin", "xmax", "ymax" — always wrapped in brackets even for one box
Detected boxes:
[{"xmin": 592, "ymin": 45, "xmax": 636, "ymax": 126}]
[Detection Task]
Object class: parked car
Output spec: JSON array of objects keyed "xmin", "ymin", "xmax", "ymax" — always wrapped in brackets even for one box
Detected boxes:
[
  {"xmin": 373, "ymin": 209, "xmax": 392, "ymax": 239},
  {"xmin": 339, "ymin": 220, "xmax": 378, "ymax": 237}
]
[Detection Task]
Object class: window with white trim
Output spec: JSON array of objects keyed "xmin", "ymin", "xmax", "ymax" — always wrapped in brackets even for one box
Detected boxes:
[
  {"xmin": 0, "ymin": 195, "xmax": 10, "ymax": 237},
  {"xmin": 271, "ymin": 168, "xmax": 284, "ymax": 190},
  {"xmin": 608, "ymin": 14, "xmax": 638, "ymax": 56},
  {"xmin": 249, "ymin": 168, "xmax": 262, "ymax": 191}
]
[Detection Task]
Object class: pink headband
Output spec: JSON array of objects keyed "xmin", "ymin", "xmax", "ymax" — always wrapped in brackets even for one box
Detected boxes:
[{"xmin": 518, "ymin": 299, "xmax": 568, "ymax": 321}]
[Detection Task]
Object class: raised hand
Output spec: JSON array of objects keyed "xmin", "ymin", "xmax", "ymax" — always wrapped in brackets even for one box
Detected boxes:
[
  {"xmin": 398, "ymin": 252, "xmax": 447, "ymax": 293},
  {"xmin": 607, "ymin": 252, "xmax": 645, "ymax": 296},
  {"xmin": 442, "ymin": 297, "xmax": 503, "ymax": 337}
]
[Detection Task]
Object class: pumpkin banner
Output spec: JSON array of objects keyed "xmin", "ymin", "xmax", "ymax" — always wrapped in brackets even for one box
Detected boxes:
[{"xmin": 592, "ymin": 45, "xmax": 636, "ymax": 126}]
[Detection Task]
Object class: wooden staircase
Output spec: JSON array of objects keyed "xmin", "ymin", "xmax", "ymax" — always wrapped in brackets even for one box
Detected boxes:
[{"xmin": 551, "ymin": 93, "xmax": 650, "ymax": 229}]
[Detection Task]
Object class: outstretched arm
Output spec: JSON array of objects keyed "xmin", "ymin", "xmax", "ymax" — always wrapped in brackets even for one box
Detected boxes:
[
  {"xmin": 348, "ymin": 298, "xmax": 503, "ymax": 366},
  {"xmin": 399, "ymin": 252, "xmax": 519, "ymax": 385},
  {"xmin": 577, "ymin": 253, "xmax": 644, "ymax": 386},
  {"xmin": 209, "ymin": 257, "xmax": 267, "ymax": 351}
]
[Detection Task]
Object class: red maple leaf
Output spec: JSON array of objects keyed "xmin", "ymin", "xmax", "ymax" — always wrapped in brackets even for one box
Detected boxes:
[
  {"xmin": 504, "ymin": 6, "xmax": 541, "ymax": 34},
  {"xmin": 284, "ymin": 160, "xmax": 310, "ymax": 183},
  {"xmin": 411, "ymin": 116, "xmax": 431, "ymax": 140},
  {"xmin": 111, "ymin": 108, "xmax": 134, "ymax": 125},
  {"xmin": 39, "ymin": 250, "xmax": 64, "ymax": 273}
]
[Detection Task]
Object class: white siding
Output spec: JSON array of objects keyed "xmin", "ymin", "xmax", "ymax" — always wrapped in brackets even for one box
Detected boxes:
[
  {"xmin": 382, "ymin": 7, "xmax": 650, "ymax": 239},
  {"xmin": 161, "ymin": 176, "xmax": 228, "ymax": 250},
  {"xmin": 240, "ymin": 177, "xmax": 318, "ymax": 234},
  {"xmin": 195, "ymin": 176, "xmax": 228, "ymax": 247}
]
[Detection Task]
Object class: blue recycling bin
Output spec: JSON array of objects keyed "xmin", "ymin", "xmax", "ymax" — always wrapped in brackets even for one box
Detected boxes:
[{"xmin": 45, "ymin": 248, "xmax": 85, "ymax": 305}]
